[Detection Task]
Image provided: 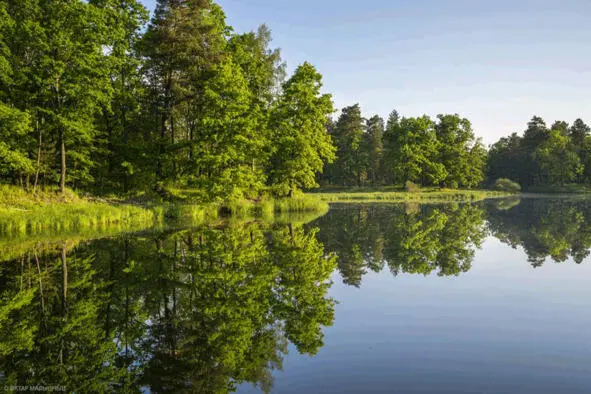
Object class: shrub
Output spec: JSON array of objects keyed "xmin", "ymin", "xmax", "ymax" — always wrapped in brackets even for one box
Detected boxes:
[
  {"xmin": 405, "ymin": 181, "xmax": 420, "ymax": 193},
  {"xmin": 494, "ymin": 178, "xmax": 521, "ymax": 193}
]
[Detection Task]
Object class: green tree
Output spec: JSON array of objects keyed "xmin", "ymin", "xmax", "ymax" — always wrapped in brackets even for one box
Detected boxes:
[
  {"xmin": 435, "ymin": 114, "xmax": 485, "ymax": 188},
  {"xmin": 140, "ymin": 0, "xmax": 227, "ymax": 182},
  {"xmin": 385, "ymin": 115, "xmax": 446, "ymax": 186},
  {"xmin": 90, "ymin": 0, "xmax": 149, "ymax": 193},
  {"xmin": 37, "ymin": 1, "xmax": 115, "ymax": 192},
  {"xmin": 364, "ymin": 115, "xmax": 384, "ymax": 185},
  {"xmin": 533, "ymin": 129, "xmax": 582, "ymax": 185},
  {"xmin": 327, "ymin": 104, "xmax": 366, "ymax": 186},
  {"xmin": 268, "ymin": 62, "xmax": 336, "ymax": 197}
]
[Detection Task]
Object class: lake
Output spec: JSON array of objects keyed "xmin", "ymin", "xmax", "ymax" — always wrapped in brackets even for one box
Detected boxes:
[{"xmin": 1, "ymin": 198, "xmax": 591, "ymax": 393}]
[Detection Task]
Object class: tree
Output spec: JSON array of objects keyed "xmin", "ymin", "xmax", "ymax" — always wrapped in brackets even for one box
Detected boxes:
[
  {"xmin": 533, "ymin": 129, "xmax": 582, "ymax": 185},
  {"xmin": 327, "ymin": 104, "xmax": 366, "ymax": 186},
  {"xmin": 486, "ymin": 133, "xmax": 524, "ymax": 185},
  {"xmin": 570, "ymin": 119, "xmax": 590, "ymax": 148},
  {"xmin": 0, "ymin": 103, "xmax": 34, "ymax": 181},
  {"xmin": 190, "ymin": 56, "xmax": 263, "ymax": 200},
  {"xmin": 385, "ymin": 115, "xmax": 446, "ymax": 186},
  {"xmin": 36, "ymin": 1, "xmax": 114, "ymax": 192},
  {"xmin": 520, "ymin": 116, "xmax": 549, "ymax": 186},
  {"xmin": 90, "ymin": 0, "xmax": 149, "ymax": 193},
  {"xmin": 140, "ymin": 0, "xmax": 227, "ymax": 182},
  {"xmin": 268, "ymin": 62, "xmax": 335, "ymax": 197},
  {"xmin": 435, "ymin": 114, "xmax": 485, "ymax": 188},
  {"xmin": 364, "ymin": 115, "xmax": 384, "ymax": 185}
]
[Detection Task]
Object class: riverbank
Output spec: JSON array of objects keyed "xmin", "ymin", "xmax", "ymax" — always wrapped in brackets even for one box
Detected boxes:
[
  {"xmin": 308, "ymin": 187, "xmax": 513, "ymax": 203},
  {"xmin": 0, "ymin": 185, "xmax": 330, "ymax": 238},
  {"xmin": 0, "ymin": 185, "xmax": 158, "ymax": 238}
]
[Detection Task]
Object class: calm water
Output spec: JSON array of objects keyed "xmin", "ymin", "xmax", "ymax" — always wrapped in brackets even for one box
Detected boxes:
[{"xmin": 1, "ymin": 198, "xmax": 591, "ymax": 393}]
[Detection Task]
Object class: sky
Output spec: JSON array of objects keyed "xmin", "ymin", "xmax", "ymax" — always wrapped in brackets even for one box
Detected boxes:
[{"xmin": 141, "ymin": 0, "xmax": 591, "ymax": 145}]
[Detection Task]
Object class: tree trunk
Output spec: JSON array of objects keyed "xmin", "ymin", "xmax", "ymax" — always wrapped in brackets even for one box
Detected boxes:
[
  {"xmin": 34, "ymin": 251, "xmax": 45, "ymax": 313},
  {"xmin": 62, "ymin": 243, "xmax": 68, "ymax": 310},
  {"xmin": 59, "ymin": 129, "xmax": 66, "ymax": 194},
  {"xmin": 34, "ymin": 113, "xmax": 42, "ymax": 191}
]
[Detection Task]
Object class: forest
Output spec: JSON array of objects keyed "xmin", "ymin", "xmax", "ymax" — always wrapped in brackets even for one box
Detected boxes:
[{"xmin": 1, "ymin": 0, "xmax": 591, "ymax": 205}]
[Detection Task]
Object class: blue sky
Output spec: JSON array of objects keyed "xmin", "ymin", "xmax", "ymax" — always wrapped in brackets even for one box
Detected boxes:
[{"xmin": 141, "ymin": 0, "xmax": 591, "ymax": 144}]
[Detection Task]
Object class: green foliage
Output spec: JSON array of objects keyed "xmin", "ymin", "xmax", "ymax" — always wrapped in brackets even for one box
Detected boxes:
[
  {"xmin": 0, "ymin": 103, "xmax": 34, "ymax": 176},
  {"xmin": 533, "ymin": 129, "xmax": 582, "ymax": 185},
  {"xmin": 488, "ymin": 198, "xmax": 591, "ymax": 266},
  {"xmin": 0, "ymin": 221, "xmax": 336, "ymax": 392},
  {"xmin": 326, "ymin": 104, "xmax": 367, "ymax": 186},
  {"xmin": 494, "ymin": 178, "xmax": 521, "ymax": 193},
  {"xmin": 385, "ymin": 115, "xmax": 444, "ymax": 185},
  {"xmin": 435, "ymin": 114, "xmax": 486, "ymax": 188},
  {"xmin": 313, "ymin": 203, "xmax": 488, "ymax": 286},
  {"xmin": 487, "ymin": 116, "xmax": 591, "ymax": 189},
  {"xmin": 0, "ymin": 0, "xmax": 333, "ymax": 205},
  {"xmin": 268, "ymin": 62, "xmax": 336, "ymax": 197},
  {"xmin": 311, "ymin": 188, "xmax": 510, "ymax": 203}
]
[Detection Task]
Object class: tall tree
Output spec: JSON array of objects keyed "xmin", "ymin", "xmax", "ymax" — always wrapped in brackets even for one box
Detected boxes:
[
  {"xmin": 435, "ymin": 114, "xmax": 485, "ymax": 188},
  {"xmin": 385, "ymin": 115, "xmax": 446, "ymax": 186},
  {"xmin": 31, "ymin": 0, "xmax": 115, "ymax": 192},
  {"xmin": 328, "ymin": 104, "xmax": 366, "ymax": 186},
  {"xmin": 140, "ymin": 0, "xmax": 227, "ymax": 182},
  {"xmin": 268, "ymin": 62, "xmax": 335, "ymax": 197},
  {"xmin": 533, "ymin": 129, "xmax": 582, "ymax": 185},
  {"xmin": 364, "ymin": 115, "xmax": 384, "ymax": 185},
  {"xmin": 90, "ymin": 0, "xmax": 149, "ymax": 193},
  {"xmin": 570, "ymin": 119, "xmax": 590, "ymax": 147}
]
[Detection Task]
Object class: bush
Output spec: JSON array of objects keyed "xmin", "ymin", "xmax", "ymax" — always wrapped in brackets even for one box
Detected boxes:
[
  {"xmin": 405, "ymin": 181, "xmax": 420, "ymax": 193},
  {"xmin": 494, "ymin": 178, "xmax": 521, "ymax": 193}
]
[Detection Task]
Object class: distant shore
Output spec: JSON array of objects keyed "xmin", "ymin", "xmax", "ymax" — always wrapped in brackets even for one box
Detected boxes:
[{"xmin": 307, "ymin": 187, "xmax": 514, "ymax": 203}]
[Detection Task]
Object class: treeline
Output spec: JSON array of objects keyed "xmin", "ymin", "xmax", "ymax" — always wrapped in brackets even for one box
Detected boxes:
[
  {"xmin": 321, "ymin": 105, "xmax": 487, "ymax": 188},
  {"xmin": 3, "ymin": 2, "xmax": 591, "ymax": 200},
  {"xmin": 487, "ymin": 116, "xmax": 591, "ymax": 188},
  {"xmin": 322, "ymin": 106, "xmax": 591, "ymax": 191},
  {"xmin": 0, "ymin": 0, "xmax": 335, "ymax": 199}
]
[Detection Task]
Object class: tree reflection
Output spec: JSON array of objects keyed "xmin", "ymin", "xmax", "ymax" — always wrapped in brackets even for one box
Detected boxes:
[
  {"xmin": 0, "ymin": 222, "xmax": 336, "ymax": 393},
  {"xmin": 312, "ymin": 203, "xmax": 488, "ymax": 286},
  {"xmin": 486, "ymin": 198, "xmax": 591, "ymax": 266}
]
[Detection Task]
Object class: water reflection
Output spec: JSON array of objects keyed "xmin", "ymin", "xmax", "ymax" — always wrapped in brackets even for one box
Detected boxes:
[
  {"xmin": 2, "ymin": 198, "xmax": 591, "ymax": 392},
  {"xmin": 312, "ymin": 203, "xmax": 488, "ymax": 286},
  {"xmin": 0, "ymin": 222, "xmax": 336, "ymax": 393},
  {"xmin": 487, "ymin": 198, "xmax": 591, "ymax": 266}
]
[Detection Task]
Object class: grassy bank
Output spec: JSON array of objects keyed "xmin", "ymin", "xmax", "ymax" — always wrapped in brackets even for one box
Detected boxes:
[
  {"xmin": 0, "ymin": 185, "xmax": 158, "ymax": 238},
  {"xmin": 309, "ymin": 187, "xmax": 513, "ymax": 203},
  {"xmin": 525, "ymin": 184, "xmax": 591, "ymax": 194},
  {"xmin": 0, "ymin": 185, "xmax": 331, "ymax": 239}
]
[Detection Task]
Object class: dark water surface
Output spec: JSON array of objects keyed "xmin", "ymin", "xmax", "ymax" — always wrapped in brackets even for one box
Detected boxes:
[{"xmin": 1, "ymin": 198, "xmax": 591, "ymax": 393}]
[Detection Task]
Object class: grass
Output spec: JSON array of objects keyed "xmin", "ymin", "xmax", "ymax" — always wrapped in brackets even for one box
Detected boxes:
[
  {"xmin": 0, "ymin": 185, "xmax": 158, "ymax": 239},
  {"xmin": 309, "ymin": 187, "xmax": 513, "ymax": 203},
  {"xmin": 0, "ymin": 184, "xmax": 331, "ymax": 241},
  {"xmin": 525, "ymin": 184, "xmax": 591, "ymax": 194},
  {"xmin": 221, "ymin": 196, "xmax": 329, "ymax": 218}
]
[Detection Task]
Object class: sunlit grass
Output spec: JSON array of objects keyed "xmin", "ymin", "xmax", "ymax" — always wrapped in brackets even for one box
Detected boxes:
[
  {"xmin": 221, "ymin": 196, "xmax": 329, "ymax": 217},
  {"xmin": 0, "ymin": 185, "xmax": 157, "ymax": 238},
  {"xmin": 309, "ymin": 188, "xmax": 512, "ymax": 203},
  {"xmin": 0, "ymin": 185, "xmax": 331, "ymax": 241}
]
